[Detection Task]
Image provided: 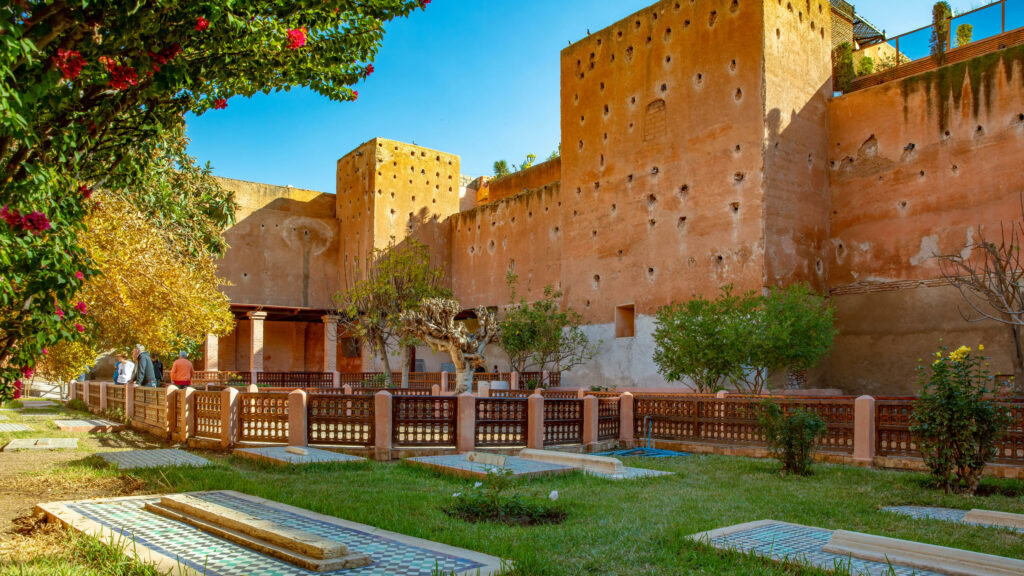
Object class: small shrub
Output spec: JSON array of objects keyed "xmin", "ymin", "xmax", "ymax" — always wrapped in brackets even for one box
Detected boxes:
[
  {"xmin": 758, "ymin": 400, "xmax": 826, "ymax": 476},
  {"xmin": 910, "ymin": 345, "xmax": 1011, "ymax": 494},
  {"xmin": 832, "ymin": 42, "xmax": 855, "ymax": 92},
  {"xmin": 856, "ymin": 56, "xmax": 874, "ymax": 76},
  {"xmin": 956, "ymin": 23, "xmax": 973, "ymax": 47},
  {"xmin": 105, "ymin": 406, "xmax": 129, "ymax": 424},
  {"xmin": 67, "ymin": 398, "xmax": 90, "ymax": 412},
  {"xmin": 444, "ymin": 468, "xmax": 566, "ymax": 526}
]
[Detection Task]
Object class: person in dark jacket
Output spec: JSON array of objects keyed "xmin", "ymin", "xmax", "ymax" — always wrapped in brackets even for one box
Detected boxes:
[
  {"xmin": 152, "ymin": 355, "xmax": 164, "ymax": 383},
  {"xmin": 133, "ymin": 345, "xmax": 158, "ymax": 387}
]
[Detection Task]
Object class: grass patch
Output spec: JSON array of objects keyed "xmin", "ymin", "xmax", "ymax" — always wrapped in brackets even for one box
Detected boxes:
[
  {"xmin": 0, "ymin": 528, "xmax": 165, "ymax": 576},
  {"xmin": 443, "ymin": 469, "xmax": 566, "ymax": 526}
]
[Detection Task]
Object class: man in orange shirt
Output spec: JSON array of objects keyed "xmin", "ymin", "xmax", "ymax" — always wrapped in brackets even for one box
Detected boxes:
[{"xmin": 170, "ymin": 351, "xmax": 194, "ymax": 387}]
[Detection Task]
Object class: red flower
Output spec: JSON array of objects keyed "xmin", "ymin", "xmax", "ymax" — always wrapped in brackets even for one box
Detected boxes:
[
  {"xmin": 79, "ymin": 184, "xmax": 92, "ymax": 199},
  {"xmin": 41, "ymin": 348, "xmax": 48, "ymax": 355},
  {"xmin": 149, "ymin": 43, "xmax": 182, "ymax": 71},
  {"xmin": 1, "ymin": 206, "xmax": 23, "ymax": 229},
  {"xmin": 75, "ymin": 301, "xmax": 88, "ymax": 314},
  {"xmin": 23, "ymin": 211, "xmax": 51, "ymax": 234},
  {"xmin": 55, "ymin": 308, "xmax": 65, "ymax": 319},
  {"xmin": 213, "ymin": 98, "xmax": 227, "ymax": 110},
  {"xmin": 286, "ymin": 28, "xmax": 307, "ymax": 50},
  {"xmin": 420, "ymin": 0, "xmax": 431, "ymax": 6},
  {"xmin": 195, "ymin": 16, "xmax": 209, "ymax": 31},
  {"xmin": 352, "ymin": 90, "xmax": 358, "ymax": 100},
  {"xmin": 22, "ymin": 367, "xmax": 34, "ymax": 379},
  {"xmin": 75, "ymin": 323, "xmax": 85, "ymax": 333},
  {"xmin": 364, "ymin": 64, "xmax": 375, "ymax": 77},
  {"xmin": 53, "ymin": 49, "xmax": 86, "ymax": 80},
  {"xmin": 106, "ymin": 62, "xmax": 138, "ymax": 90},
  {"xmin": 75, "ymin": 271, "xmax": 84, "ymax": 280},
  {"xmin": 13, "ymin": 380, "xmax": 22, "ymax": 398}
]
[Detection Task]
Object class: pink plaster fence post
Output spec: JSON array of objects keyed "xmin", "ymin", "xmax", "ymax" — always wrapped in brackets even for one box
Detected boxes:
[
  {"xmin": 125, "ymin": 382, "xmax": 135, "ymax": 420},
  {"xmin": 457, "ymin": 392, "xmax": 475, "ymax": 452},
  {"xmin": 716, "ymin": 390, "xmax": 729, "ymax": 398},
  {"xmin": 510, "ymin": 372, "xmax": 519, "ymax": 390},
  {"xmin": 431, "ymin": 384, "xmax": 441, "ymax": 396},
  {"xmin": 247, "ymin": 383, "xmax": 259, "ymax": 393},
  {"xmin": 477, "ymin": 383, "xmax": 490, "ymax": 398},
  {"xmin": 165, "ymin": 385, "xmax": 179, "ymax": 440},
  {"xmin": 582, "ymin": 395, "xmax": 599, "ymax": 446},
  {"xmin": 440, "ymin": 371, "xmax": 448, "ymax": 393},
  {"xmin": 853, "ymin": 395, "xmax": 876, "ymax": 465},
  {"xmin": 99, "ymin": 382, "xmax": 108, "ymax": 412},
  {"xmin": 527, "ymin": 392, "xmax": 544, "ymax": 449},
  {"xmin": 220, "ymin": 386, "xmax": 239, "ymax": 449},
  {"xmin": 332, "ymin": 371, "xmax": 341, "ymax": 389},
  {"xmin": 288, "ymin": 389, "xmax": 308, "ymax": 447},
  {"xmin": 82, "ymin": 381, "xmax": 89, "ymax": 407},
  {"xmin": 343, "ymin": 384, "xmax": 352, "ymax": 395},
  {"xmin": 542, "ymin": 370, "xmax": 550, "ymax": 387},
  {"xmin": 577, "ymin": 389, "xmax": 585, "ymax": 398},
  {"xmin": 179, "ymin": 386, "xmax": 195, "ymax": 443},
  {"xmin": 374, "ymin": 391, "xmax": 392, "ymax": 461},
  {"xmin": 619, "ymin": 392, "xmax": 634, "ymax": 444}
]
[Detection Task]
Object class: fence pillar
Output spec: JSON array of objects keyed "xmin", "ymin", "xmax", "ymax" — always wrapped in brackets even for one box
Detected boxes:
[
  {"xmin": 248, "ymin": 311, "xmax": 267, "ymax": 372},
  {"xmin": 853, "ymin": 395, "xmax": 876, "ymax": 466},
  {"xmin": 527, "ymin": 393, "xmax": 544, "ymax": 449},
  {"xmin": 221, "ymin": 386, "xmax": 239, "ymax": 449},
  {"xmin": 179, "ymin": 386, "xmax": 195, "ymax": 444},
  {"xmin": 322, "ymin": 314, "xmax": 339, "ymax": 372},
  {"xmin": 477, "ymin": 383, "xmax": 490, "ymax": 398},
  {"xmin": 457, "ymin": 392, "xmax": 475, "ymax": 452},
  {"xmin": 619, "ymin": 392, "xmax": 634, "ymax": 444},
  {"xmin": 510, "ymin": 372, "xmax": 519, "ymax": 390},
  {"xmin": 99, "ymin": 382, "xmax": 108, "ymax": 412},
  {"xmin": 288, "ymin": 389, "xmax": 308, "ymax": 447},
  {"xmin": 69, "ymin": 380, "xmax": 77, "ymax": 401},
  {"xmin": 716, "ymin": 390, "xmax": 729, "ymax": 398},
  {"xmin": 431, "ymin": 384, "xmax": 441, "ymax": 396},
  {"xmin": 583, "ymin": 395, "xmax": 599, "ymax": 446},
  {"xmin": 203, "ymin": 333, "xmax": 219, "ymax": 372},
  {"xmin": 165, "ymin": 385, "xmax": 179, "ymax": 440},
  {"xmin": 82, "ymin": 381, "xmax": 89, "ymax": 408},
  {"xmin": 125, "ymin": 382, "xmax": 135, "ymax": 420},
  {"xmin": 374, "ymin": 391, "xmax": 392, "ymax": 461},
  {"xmin": 343, "ymin": 384, "xmax": 352, "ymax": 395},
  {"xmin": 577, "ymin": 389, "xmax": 585, "ymax": 398},
  {"xmin": 332, "ymin": 371, "xmax": 341, "ymax": 389},
  {"xmin": 247, "ymin": 383, "xmax": 259, "ymax": 393},
  {"xmin": 250, "ymin": 372, "xmax": 260, "ymax": 387},
  {"xmin": 542, "ymin": 371, "xmax": 550, "ymax": 388},
  {"xmin": 440, "ymin": 371, "xmax": 448, "ymax": 393}
]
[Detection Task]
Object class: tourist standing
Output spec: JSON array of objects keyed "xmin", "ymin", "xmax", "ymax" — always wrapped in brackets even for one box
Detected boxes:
[
  {"xmin": 133, "ymin": 345, "xmax": 157, "ymax": 387},
  {"xmin": 116, "ymin": 353, "xmax": 135, "ymax": 385},
  {"xmin": 152, "ymin": 355, "xmax": 164, "ymax": 383},
  {"xmin": 170, "ymin": 351, "xmax": 194, "ymax": 388}
]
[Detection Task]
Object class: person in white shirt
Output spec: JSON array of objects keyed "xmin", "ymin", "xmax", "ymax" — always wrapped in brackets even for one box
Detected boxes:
[{"xmin": 116, "ymin": 353, "xmax": 136, "ymax": 384}]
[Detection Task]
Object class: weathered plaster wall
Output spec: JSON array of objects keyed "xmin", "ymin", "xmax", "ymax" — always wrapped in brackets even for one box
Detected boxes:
[
  {"xmin": 217, "ymin": 177, "xmax": 339, "ymax": 309},
  {"xmin": 476, "ymin": 158, "xmax": 561, "ymax": 206},
  {"xmin": 825, "ymin": 48, "xmax": 1024, "ymax": 394}
]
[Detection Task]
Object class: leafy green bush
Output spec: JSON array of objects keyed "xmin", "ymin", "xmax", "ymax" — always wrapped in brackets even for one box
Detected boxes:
[
  {"xmin": 105, "ymin": 406, "xmax": 129, "ymax": 424},
  {"xmin": 910, "ymin": 345, "xmax": 1011, "ymax": 494},
  {"xmin": 930, "ymin": 2, "xmax": 952, "ymax": 64},
  {"xmin": 856, "ymin": 56, "xmax": 874, "ymax": 76},
  {"xmin": 67, "ymin": 398, "xmax": 90, "ymax": 413},
  {"xmin": 444, "ymin": 468, "xmax": 566, "ymax": 526},
  {"xmin": 832, "ymin": 42, "xmax": 855, "ymax": 92},
  {"xmin": 652, "ymin": 287, "xmax": 743, "ymax": 392},
  {"xmin": 956, "ymin": 23, "xmax": 973, "ymax": 47},
  {"xmin": 758, "ymin": 400, "xmax": 827, "ymax": 476}
]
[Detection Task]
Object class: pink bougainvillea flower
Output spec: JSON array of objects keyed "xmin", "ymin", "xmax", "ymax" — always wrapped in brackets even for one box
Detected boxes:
[
  {"xmin": 286, "ymin": 28, "xmax": 307, "ymax": 50},
  {"xmin": 22, "ymin": 211, "xmax": 51, "ymax": 234},
  {"xmin": 1, "ymin": 206, "xmax": 23, "ymax": 229},
  {"xmin": 75, "ymin": 271, "xmax": 85, "ymax": 280},
  {"xmin": 41, "ymin": 348, "xmax": 48, "ymax": 355},
  {"xmin": 55, "ymin": 308, "xmax": 65, "ymax": 319},
  {"xmin": 106, "ymin": 62, "xmax": 138, "ymax": 90},
  {"xmin": 195, "ymin": 16, "xmax": 209, "ymax": 31},
  {"xmin": 53, "ymin": 49, "xmax": 86, "ymax": 80},
  {"xmin": 420, "ymin": 0, "xmax": 431, "ymax": 6},
  {"xmin": 75, "ymin": 301, "xmax": 88, "ymax": 314},
  {"xmin": 22, "ymin": 367, "xmax": 34, "ymax": 379},
  {"xmin": 352, "ymin": 90, "xmax": 358, "ymax": 100},
  {"xmin": 213, "ymin": 98, "xmax": 227, "ymax": 110},
  {"xmin": 79, "ymin": 184, "xmax": 92, "ymax": 199},
  {"xmin": 149, "ymin": 43, "xmax": 183, "ymax": 71},
  {"xmin": 75, "ymin": 323, "xmax": 85, "ymax": 333},
  {"xmin": 364, "ymin": 64, "xmax": 375, "ymax": 77}
]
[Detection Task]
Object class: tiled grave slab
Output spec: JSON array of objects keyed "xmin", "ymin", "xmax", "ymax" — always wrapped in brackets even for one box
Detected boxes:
[
  {"xmin": 4, "ymin": 437, "xmax": 78, "ymax": 451},
  {"xmin": 0, "ymin": 423, "xmax": 30, "ymax": 432},
  {"xmin": 99, "ymin": 449, "xmax": 210, "ymax": 470},
  {"xmin": 692, "ymin": 520, "xmax": 946, "ymax": 576},
  {"xmin": 20, "ymin": 401, "xmax": 59, "ymax": 409},
  {"xmin": 0, "ymin": 414, "xmax": 8, "ymax": 420},
  {"xmin": 39, "ymin": 490, "xmax": 504, "ymax": 576},
  {"xmin": 235, "ymin": 446, "xmax": 366, "ymax": 466},
  {"xmin": 56, "ymin": 419, "xmax": 125, "ymax": 433},
  {"xmin": 884, "ymin": 506, "xmax": 1024, "ymax": 533},
  {"xmin": 407, "ymin": 454, "xmax": 573, "ymax": 479}
]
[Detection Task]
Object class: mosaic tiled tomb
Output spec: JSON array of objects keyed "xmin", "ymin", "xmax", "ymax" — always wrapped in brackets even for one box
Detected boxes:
[
  {"xmin": 56, "ymin": 419, "xmax": 125, "ymax": 433},
  {"xmin": 39, "ymin": 490, "xmax": 504, "ymax": 576},
  {"xmin": 884, "ymin": 506, "xmax": 1024, "ymax": 533},
  {"xmin": 4, "ymin": 438, "xmax": 79, "ymax": 451},
  {"xmin": 235, "ymin": 446, "xmax": 367, "ymax": 466},
  {"xmin": 0, "ymin": 423, "xmax": 31, "ymax": 432},
  {"xmin": 406, "ymin": 454, "xmax": 672, "ymax": 480},
  {"xmin": 99, "ymin": 449, "xmax": 211, "ymax": 470}
]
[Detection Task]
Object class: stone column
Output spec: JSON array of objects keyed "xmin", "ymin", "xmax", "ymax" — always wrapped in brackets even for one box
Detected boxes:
[
  {"xmin": 99, "ymin": 382, "xmax": 108, "ymax": 412},
  {"xmin": 288, "ymin": 389, "xmax": 308, "ymax": 447},
  {"xmin": 221, "ymin": 386, "xmax": 239, "ymax": 449},
  {"xmin": 203, "ymin": 333, "xmax": 219, "ymax": 372},
  {"xmin": 180, "ymin": 386, "xmax": 195, "ymax": 444},
  {"xmin": 853, "ymin": 395, "xmax": 876, "ymax": 466},
  {"xmin": 248, "ymin": 311, "xmax": 267, "ymax": 373},
  {"xmin": 527, "ymin": 393, "xmax": 544, "ymax": 449},
  {"xmin": 440, "ymin": 371, "xmax": 448, "ymax": 393},
  {"xmin": 374, "ymin": 391, "xmax": 392, "ymax": 461},
  {"xmin": 619, "ymin": 392, "xmax": 634, "ymax": 444},
  {"xmin": 582, "ymin": 395, "xmax": 599, "ymax": 446},
  {"xmin": 457, "ymin": 392, "xmax": 475, "ymax": 452},
  {"xmin": 510, "ymin": 372, "xmax": 519, "ymax": 390},
  {"xmin": 322, "ymin": 315, "xmax": 338, "ymax": 373}
]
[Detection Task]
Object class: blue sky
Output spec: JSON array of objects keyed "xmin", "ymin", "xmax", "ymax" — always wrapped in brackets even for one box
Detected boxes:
[{"xmin": 185, "ymin": 0, "xmax": 993, "ymax": 193}]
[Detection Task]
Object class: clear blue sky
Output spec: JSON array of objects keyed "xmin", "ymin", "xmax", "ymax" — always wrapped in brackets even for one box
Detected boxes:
[{"xmin": 185, "ymin": 0, "xmax": 988, "ymax": 193}]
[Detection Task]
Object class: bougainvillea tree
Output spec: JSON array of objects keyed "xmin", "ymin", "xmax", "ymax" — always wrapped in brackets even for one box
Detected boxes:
[{"xmin": 0, "ymin": 0, "xmax": 427, "ymax": 400}]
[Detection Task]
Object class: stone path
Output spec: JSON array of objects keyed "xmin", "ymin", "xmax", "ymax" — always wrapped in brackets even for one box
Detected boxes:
[
  {"xmin": 0, "ymin": 423, "xmax": 31, "ymax": 432},
  {"xmin": 99, "ymin": 449, "xmax": 211, "ymax": 470},
  {"xmin": 40, "ymin": 490, "xmax": 504, "ymax": 576},
  {"xmin": 234, "ymin": 446, "xmax": 366, "ymax": 466},
  {"xmin": 55, "ymin": 419, "xmax": 125, "ymax": 433},
  {"xmin": 694, "ymin": 520, "xmax": 944, "ymax": 576},
  {"xmin": 883, "ymin": 506, "xmax": 1024, "ymax": 533},
  {"xmin": 4, "ymin": 438, "xmax": 79, "ymax": 451}
]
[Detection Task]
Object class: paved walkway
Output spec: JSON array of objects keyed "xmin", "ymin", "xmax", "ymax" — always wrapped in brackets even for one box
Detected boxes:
[{"xmin": 99, "ymin": 449, "xmax": 211, "ymax": 470}]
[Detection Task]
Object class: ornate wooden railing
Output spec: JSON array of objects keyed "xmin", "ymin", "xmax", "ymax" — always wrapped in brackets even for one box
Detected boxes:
[
  {"xmin": 256, "ymin": 372, "xmax": 333, "ymax": 388},
  {"xmin": 475, "ymin": 398, "xmax": 528, "ymax": 447},
  {"xmin": 598, "ymin": 397, "xmax": 620, "ymax": 441},
  {"xmin": 349, "ymin": 387, "xmax": 433, "ymax": 396},
  {"xmin": 106, "ymin": 384, "xmax": 125, "ymax": 413},
  {"xmin": 543, "ymin": 398, "xmax": 583, "ymax": 446},
  {"xmin": 133, "ymin": 387, "xmax": 167, "ymax": 429},
  {"xmin": 237, "ymin": 392, "xmax": 289, "ymax": 443},
  {"xmin": 307, "ymin": 395, "xmax": 374, "ymax": 446},
  {"xmin": 490, "ymin": 390, "xmax": 531, "ymax": 398},
  {"xmin": 194, "ymin": 390, "xmax": 222, "ymax": 440},
  {"xmin": 392, "ymin": 396, "xmax": 457, "ymax": 446},
  {"xmin": 194, "ymin": 371, "xmax": 251, "ymax": 387}
]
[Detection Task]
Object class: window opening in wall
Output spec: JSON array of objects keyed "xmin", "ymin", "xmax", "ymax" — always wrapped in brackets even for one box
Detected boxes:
[{"xmin": 615, "ymin": 304, "xmax": 636, "ymax": 338}]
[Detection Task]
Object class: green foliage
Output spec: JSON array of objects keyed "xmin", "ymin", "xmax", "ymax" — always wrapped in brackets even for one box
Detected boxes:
[
  {"xmin": 956, "ymin": 23, "xmax": 974, "ymax": 48},
  {"xmin": 492, "ymin": 153, "xmax": 544, "ymax": 179},
  {"xmin": 499, "ymin": 272, "xmax": 597, "ymax": 379},
  {"xmin": 547, "ymin": 144, "xmax": 561, "ymax": 161},
  {"xmin": 910, "ymin": 344, "xmax": 1011, "ymax": 494},
  {"xmin": 856, "ymin": 56, "xmax": 875, "ymax": 76},
  {"xmin": 67, "ymin": 398, "xmax": 90, "ymax": 413},
  {"xmin": 832, "ymin": 42, "xmax": 855, "ymax": 92},
  {"xmin": 493, "ymin": 160, "xmax": 511, "ymax": 178},
  {"xmin": 931, "ymin": 2, "xmax": 953, "ymax": 64},
  {"xmin": 104, "ymin": 406, "xmax": 128, "ymax": 425},
  {"xmin": 515, "ymin": 154, "xmax": 536, "ymax": 172},
  {"xmin": 443, "ymin": 468, "xmax": 566, "ymax": 526},
  {"xmin": 1, "ymin": 399, "xmax": 23, "ymax": 409},
  {"xmin": 652, "ymin": 287, "xmax": 743, "ymax": 393},
  {"xmin": 758, "ymin": 400, "xmax": 827, "ymax": 476},
  {"xmin": 0, "ymin": 0, "xmax": 425, "ymax": 401}
]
